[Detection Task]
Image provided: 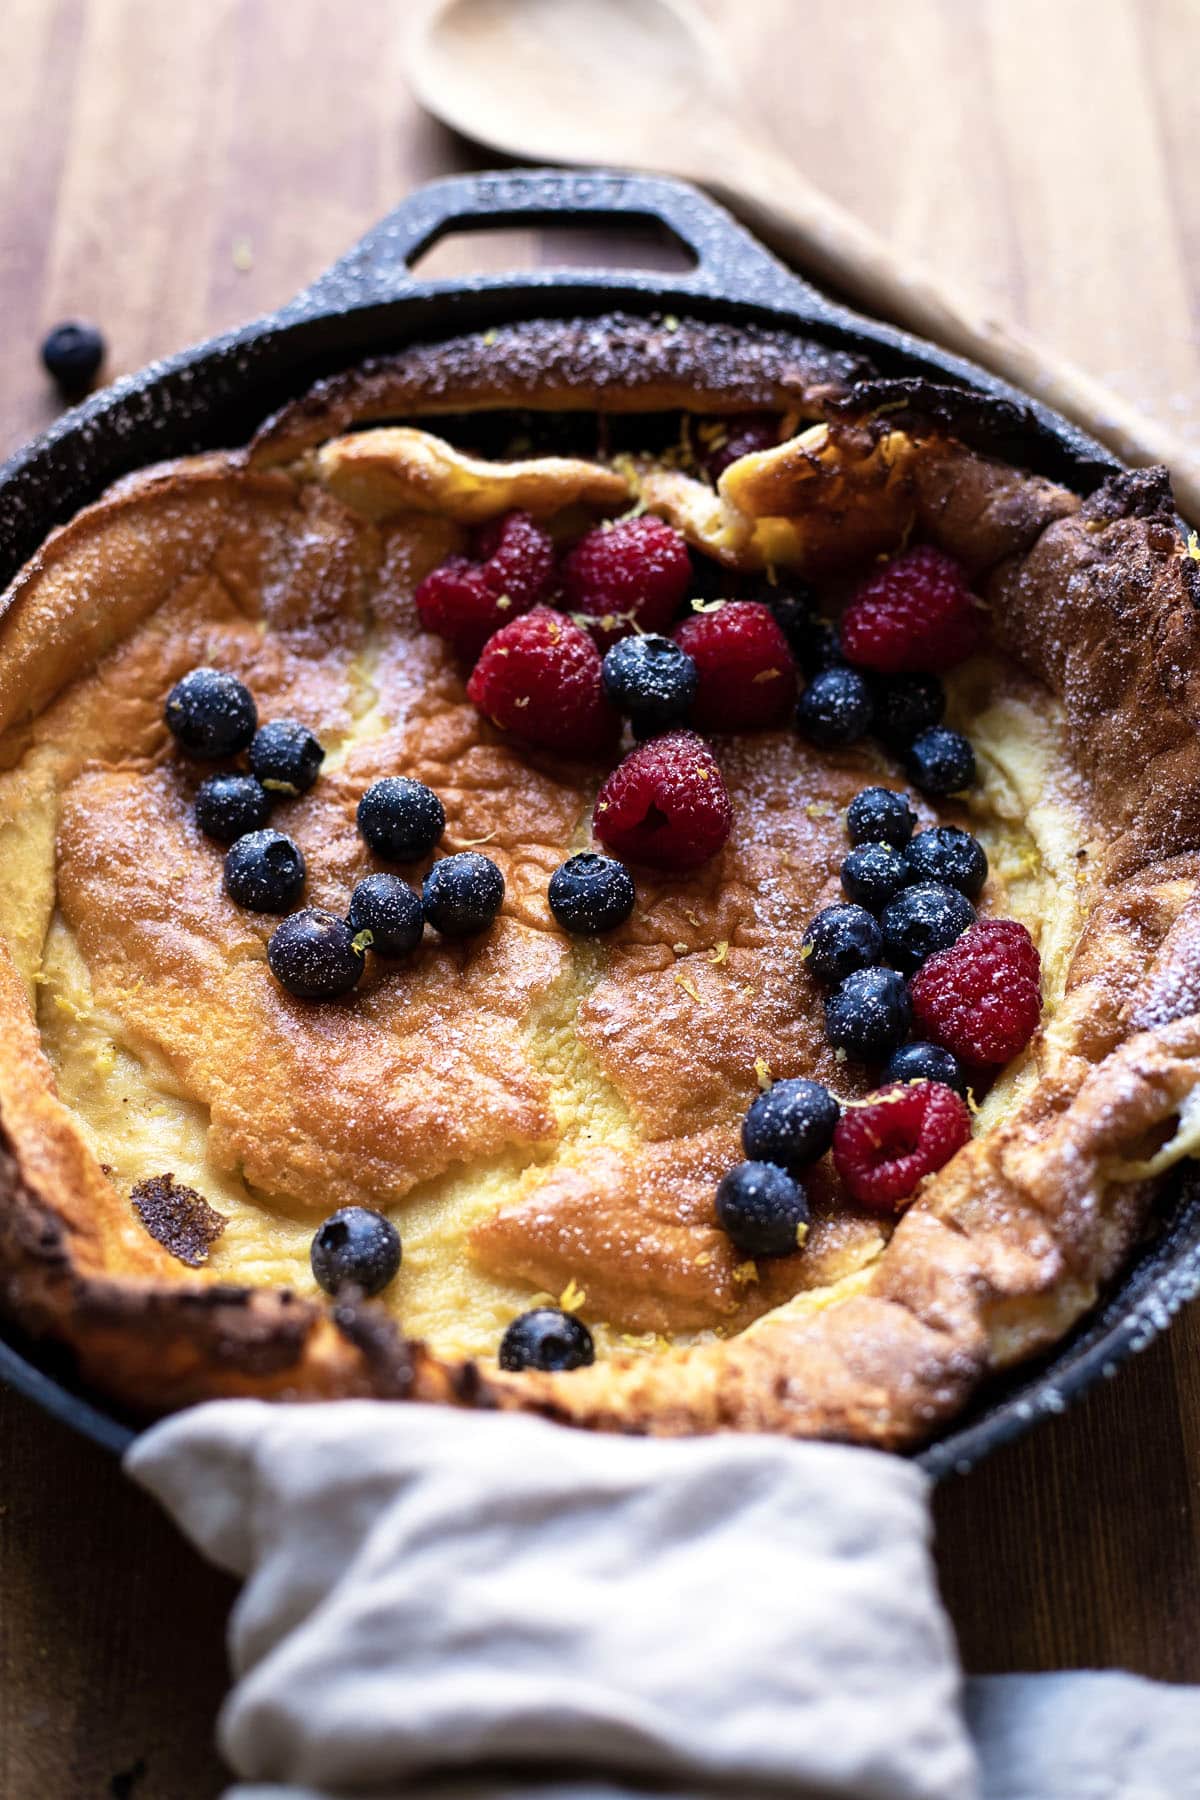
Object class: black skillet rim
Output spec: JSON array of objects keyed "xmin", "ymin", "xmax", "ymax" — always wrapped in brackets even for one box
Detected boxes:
[{"xmin": 1, "ymin": 167, "xmax": 1197, "ymax": 1475}]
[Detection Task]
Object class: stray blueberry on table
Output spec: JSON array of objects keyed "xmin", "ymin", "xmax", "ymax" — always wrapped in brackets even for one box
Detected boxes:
[
  {"xmin": 905, "ymin": 726, "xmax": 976, "ymax": 796},
  {"xmin": 883, "ymin": 1040, "xmax": 968, "ymax": 1097},
  {"xmin": 846, "ymin": 786, "xmax": 917, "ymax": 850},
  {"xmin": 348, "ymin": 873, "xmax": 424, "ymax": 958},
  {"xmin": 268, "ymin": 907, "xmax": 366, "ymax": 1000},
  {"xmin": 499, "ymin": 1307, "xmax": 595, "ymax": 1372},
  {"xmin": 716, "ymin": 1161, "xmax": 809, "ymax": 1258},
  {"xmin": 165, "ymin": 667, "xmax": 257, "ymax": 759},
  {"xmin": 824, "ymin": 966, "xmax": 912, "ymax": 1061},
  {"xmin": 880, "ymin": 882, "xmax": 975, "ymax": 974},
  {"xmin": 357, "ymin": 776, "xmax": 446, "ymax": 862},
  {"xmin": 548, "ymin": 852, "xmax": 636, "ymax": 935},
  {"xmin": 870, "ymin": 672, "xmax": 945, "ymax": 748},
  {"xmin": 802, "ymin": 903, "xmax": 882, "ymax": 986},
  {"xmin": 223, "ymin": 829, "xmax": 305, "ymax": 913},
  {"xmin": 422, "ymin": 852, "xmax": 505, "ymax": 937},
  {"xmin": 903, "ymin": 825, "xmax": 988, "ymax": 898},
  {"xmin": 742, "ymin": 1078, "xmax": 839, "ymax": 1172},
  {"xmin": 40, "ymin": 320, "xmax": 105, "ymax": 394},
  {"xmin": 250, "ymin": 718, "xmax": 325, "ymax": 796},
  {"xmin": 310, "ymin": 1205, "xmax": 401, "ymax": 1297},
  {"xmin": 194, "ymin": 772, "xmax": 272, "ymax": 844},
  {"xmin": 601, "ymin": 634, "xmax": 698, "ymax": 737},
  {"xmin": 796, "ymin": 666, "xmax": 873, "ymax": 747},
  {"xmin": 840, "ymin": 841, "xmax": 910, "ymax": 913}
]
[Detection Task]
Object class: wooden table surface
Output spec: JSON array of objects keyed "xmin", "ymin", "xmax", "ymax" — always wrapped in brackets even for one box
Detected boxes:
[{"xmin": 2, "ymin": 1, "xmax": 1199, "ymax": 1793}]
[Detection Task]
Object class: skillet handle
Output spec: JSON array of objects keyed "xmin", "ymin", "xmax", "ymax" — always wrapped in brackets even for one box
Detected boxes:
[{"xmin": 284, "ymin": 167, "xmax": 834, "ymax": 321}]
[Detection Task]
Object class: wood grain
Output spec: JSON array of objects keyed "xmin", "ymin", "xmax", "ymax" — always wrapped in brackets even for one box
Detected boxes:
[{"xmin": 1, "ymin": 0, "xmax": 1198, "ymax": 1792}]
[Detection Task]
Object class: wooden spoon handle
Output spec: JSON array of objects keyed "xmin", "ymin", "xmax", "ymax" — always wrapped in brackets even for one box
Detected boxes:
[{"xmin": 707, "ymin": 141, "xmax": 1200, "ymax": 524}]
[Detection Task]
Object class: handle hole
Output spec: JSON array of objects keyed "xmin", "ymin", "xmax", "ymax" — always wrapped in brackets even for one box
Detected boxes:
[{"xmin": 408, "ymin": 218, "xmax": 698, "ymax": 281}]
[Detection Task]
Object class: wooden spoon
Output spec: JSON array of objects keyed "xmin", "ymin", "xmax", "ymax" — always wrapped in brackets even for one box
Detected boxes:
[{"xmin": 410, "ymin": 0, "xmax": 1200, "ymax": 522}]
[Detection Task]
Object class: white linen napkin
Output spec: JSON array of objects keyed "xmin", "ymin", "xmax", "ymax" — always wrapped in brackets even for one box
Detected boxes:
[{"xmin": 127, "ymin": 1400, "xmax": 1200, "ymax": 1800}]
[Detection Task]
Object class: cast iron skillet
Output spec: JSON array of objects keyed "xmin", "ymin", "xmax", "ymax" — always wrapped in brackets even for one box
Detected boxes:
[{"xmin": 1, "ymin": 169, "xmax": 1198, "ymax": 1477}]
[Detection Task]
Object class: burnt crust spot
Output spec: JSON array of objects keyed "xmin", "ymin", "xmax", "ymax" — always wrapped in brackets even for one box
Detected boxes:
[
  {"xmin": 1082, "ymin": 464, "xmax": 1176, "ymax": 524},
  {"xmin": 836, "ymin": 376, "xmax": 1122, "ymax": 492},
  {"xmin": 130, "ymin": 1174, "xmax": 226, "ymax": 1268},
  {"xmin": 72, "ymin": 1278, "xmax": 319, "ymax": 1380},
  {"xmin": 837, "ymin": 376, "xmax": 1040, "ymax": 447}
]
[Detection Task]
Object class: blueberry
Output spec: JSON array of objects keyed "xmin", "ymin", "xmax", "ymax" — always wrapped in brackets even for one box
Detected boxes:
[
  {"xmin": 870, "ymin": 673, "xmax": 945, "ymax": 748},
  {"xmin": 742, "ymin": 1078, "xmax": 839, "ymax": 1172},
  {"xmin": 796, "ymin": 667, "xmax": 873, "ymax": 747},
  {"xmin": 716, "ymin": 1161, "xmax": 809, "ymax": 1258},
  {"xmin": 357, "ymin": 776, "xmax": 445, "ymax": 863},
  {"xmin": 548, "ymin": 852, "xmax": 635, "ymax": 935},
  {"xmin": 194, "ymin": 772, "xmax": 272, "ymax": 843},
  {"xmin": 423, "ymin": 852, "xmax": 505, "ymax": 937},
  {"xmin": 223, "ymin": 829, "xmax": 305, "ymax": 913},
  {"xmin": 763, "ymin": 581, "xmax": 818, "ymax": 648},
  {"xmin": 825, "ymin": 966, "xmax": 912, "ymax": 1061},
  {"xmin": 40, "ymin": 321, "xmax": 105, "ymax": 394},
  {"xmin": 499, "ymin": 1307, "xmax": 595, "ymax": 1372},
  {"xmin": 846, "ymin": 786, "xmax": 917, "ymax": 850},
  {"xmin": 840, "ymin": 842, "xmax": 909, "ymax": 913},
  {"xmin": 880, "ymin": 881, "xmax": 974, "ymax": 974},
  {"xmin": 165, "ymin": 667, "xmax": 258, "ymax": 759},
  {"xmin": 765, "ymin": 585, "xmax": 843, "ymax": 675},
  {"xmin": 310, "ymin": 1205, "xmax": 401, "ymax": 1296},
  {"xmin": 798, "ymin": 619, "xmax": 844, "ymax": 676},
  {"xmin": 882, "ymin": 1041, "xmax": 968, "ymax": 1097},
  {"xmin": 268, "ymin": 906, "xmax": 366, "ymax": 999},
  {"xmin": 250, "ymin": 718, "xmax": 325, "ymax": 796},
  {"xmin": 601, "ymin": 635, "xmax": 697, "ymax": 735},
  {"xmin": 348, "ymin": 873, "xmax": 424, "ymax": 957},
  {"xmin": 904, "ymin": 824, "xmax": 988, "ymax": 898},
  {"xmin": 905, "ymin": 727, "xmax": 976, "ymax": 796},
  {"xmin": 802, "ymin": 903, "xmax": 882, "ymax": 985}
]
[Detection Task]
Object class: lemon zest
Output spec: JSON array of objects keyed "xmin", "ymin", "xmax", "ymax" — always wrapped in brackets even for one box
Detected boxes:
[{"xmin": 559, "ymin": 1277, "xmax": 587, "ymax": 1314}]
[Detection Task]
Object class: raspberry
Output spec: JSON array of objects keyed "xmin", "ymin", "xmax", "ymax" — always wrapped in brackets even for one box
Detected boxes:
[
  {"xmin": 416, "ymin": 510, "xmax": 555, "ymax": 660},
  {"xmin": 673, "ymin": 601, "xmax": 797, "ymax": 732},
  {"xmin": 698, "ymin": 414, "xmax": 778, "ymax": 482},
  {"xmin": 466, "ymin": 608, "xmax": 618, "ymax": 756},
  {"xmin": 593, "ymin": 729, "xmax": 731, "ymax": 870},
  {"xmin": 474, "ymin": 509, "xmax": 556, "ymax": 596},
  {"xmin": 832, "ymin": 1081, "xmax": 972, "ymax": 1212},
  {"xmin": 841, "ymin": 546, "xmax": 982, "ymax": 674},
  {"xmin": 909, "ymin": 918, "xmax": 1042, "ymax": 1065},
  {"xmin": 561, "ymin": 515, "xmax": 692, "ymax": 646}
]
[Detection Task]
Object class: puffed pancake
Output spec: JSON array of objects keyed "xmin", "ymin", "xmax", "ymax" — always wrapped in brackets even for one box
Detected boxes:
[{"xmin": 1, "ymin": 313, "xmax": 1198, "ymax": 1448}]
